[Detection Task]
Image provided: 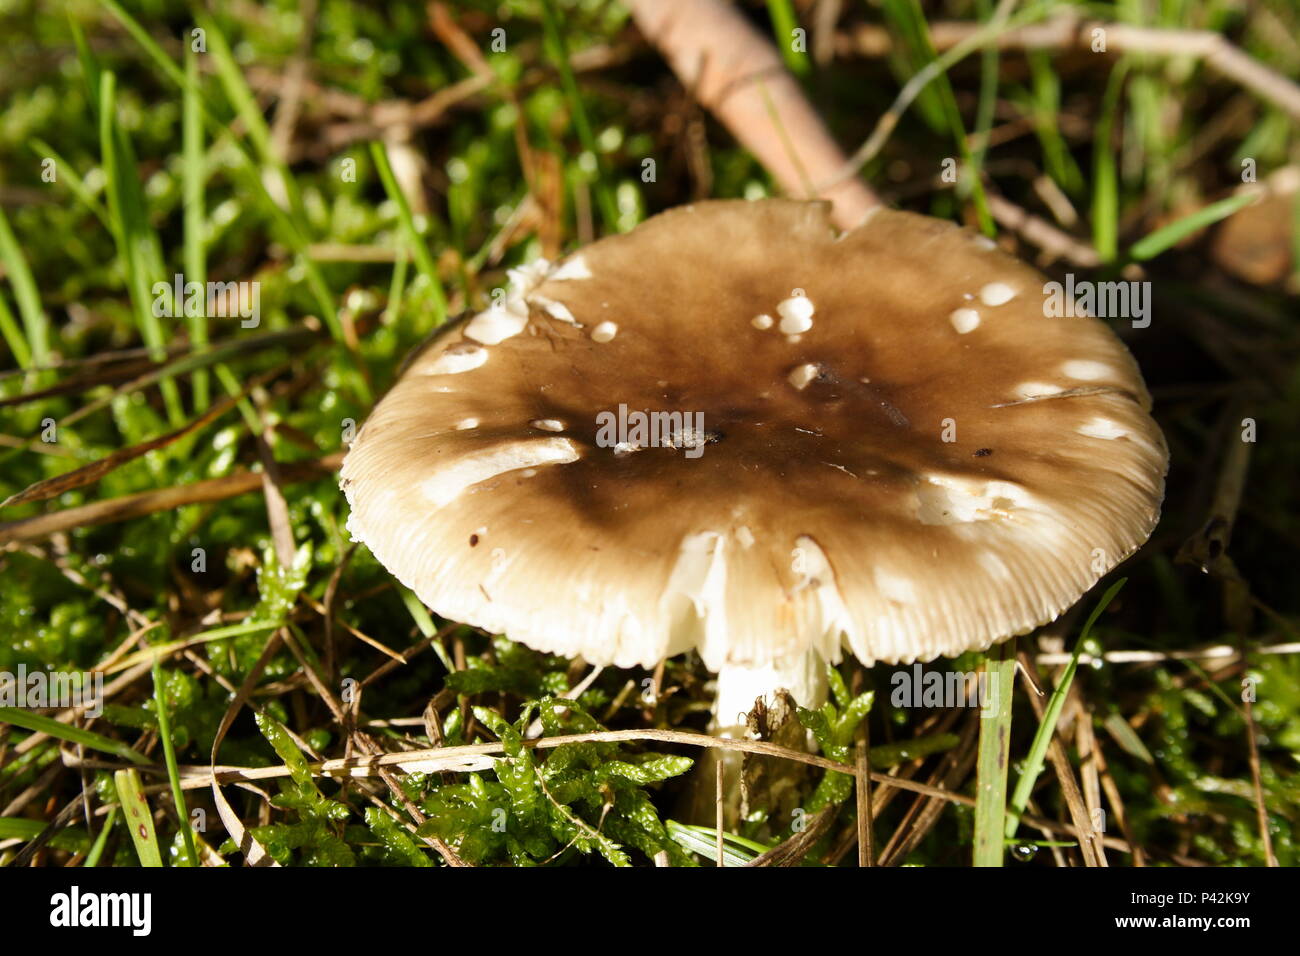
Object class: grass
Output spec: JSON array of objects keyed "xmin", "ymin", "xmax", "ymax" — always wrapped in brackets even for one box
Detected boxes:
[{"xmin": 0, "ymin": 0, "xmax": 1298, "ymax": 867}]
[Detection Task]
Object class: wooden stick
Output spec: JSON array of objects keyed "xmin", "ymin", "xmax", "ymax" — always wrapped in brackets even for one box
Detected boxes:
[
  {"xmin": 625, "ymin": 0, "xmax": 879, "ymax": 230},
  {"xmin": 0, "ymin": 453, "xmax": 344, "ymax": 545}
]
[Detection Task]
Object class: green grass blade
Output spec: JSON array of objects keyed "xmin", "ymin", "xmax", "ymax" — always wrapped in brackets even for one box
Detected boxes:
[
  {"xmin": 384, "ymin": 249, "xmax": 409, "ymax": 325},
  {"xmin": 1006, "ymin": 578, "xmax": 1127, "ymax": 840},
  {"xmin": 114, "ymin": 768, "xmax": 164, "ymax": 867},
  {"xmin": 371, "ymin": 142, "xmax": 448, "ymax": 322},
  {"xmin": 539, "ymin": 0, "xmax": 619, "ymax": 232},
  {"xmin": 0, "ymin": 706, "xmax": 150, "ymax": 766},
  {"xmin": 198, "ymin": 13, "xmax": 305, "ymax": 225},
  {"xmin": 84, "ymin": 806, "xmax": 118, "ymax": 867},
  {"xmin": 98, "ymin": 70, "xmax": 184, "ymax": 426},
  {"xmin": 398, "ymin": 585, "xmax": 454, "ymax": 671},
  {"xmin": 666, "ymin": 820, "xmax": 764, "ymax": 866},
  {"xmin": 196, "ymin": 14, "xmax": 346, "ymax": 346},
  {"xmin": 1127, "ymin": 192, "xmax": 1260, "ymax": 262},
  {"xmin": 28, "ymin": 140, "xmax": 112, "ymax": 230},
  {"xmin": 973, "ymin": 637, "xmax": 1016, "ymax": 866},
  {"xmin": 152, "ymin": 654, "xmax": 199, "ymax": 866},
  {"xmin": 765, "ymin": 0, "xmax": 809, "ymax": 76},
  {"xmin": 1027, "ymin": 49, "xmax": 1084, "ymax": 197},
  {"xmin": 68, "ymin": 14, "xmax": 102, "ymax": 112},
  {"xmin": 108, "ymin": 621, "xmax": 278, "ymax": 674},
  {"xmin": 97, "ymin": 0, "xmax": 349, "ymax": 354},
  {"xmin": 97, "ymin": 0, "xmax": 184, "ymax": 87},
  {"xmin": 0, "ymin": 206, "xmax": 51, "ymax": 368},
  {"xmin": 0, "ymin": 291, "xmax": 32, "ymax": 369},
  {"xmin": 1091, "ymin": 62, "xmax": 1129, "ymax": 262},
  {"xmin": 968, "ymin": 0, "xmax": 1002, "ymax": 221},
  {"xmin": 885, "ymin": 0, "xmax": 993, "ymax": 234},
  {"xmin": 182, "ymin": 46, "xmax": 210, "ymax": 411},
  {"xmin": 0, "ymin": 817, "xmax": 92, "ymax": 854}
]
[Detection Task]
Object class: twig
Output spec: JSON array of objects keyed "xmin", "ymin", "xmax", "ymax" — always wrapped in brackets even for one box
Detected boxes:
[
  {"xmin": 855, "ymin": 737, "xmax": 872, "ymax": 867},
  {"xmin": 1242, "ymin": 691, "xmax": 1278, "ymax": 867},
  {"xmin": 986, "ymin": 193, "xmax": 1103, "ymax": 267},
  {"xmin": 839, "ymin": 14, "xmax": 1300, "ymax": 122},
  {"xmin": 626, "ymin": 0, "xmax": 878, "ymax": 229},
  {"xmin": 1034, "ymin": 640, "xmax": 1300, "ymax": 667},
  {"xmin": 0, "ymin": 453, "xmax": 344, "ymax": 545},
  {"xmin": 715, "ymin": 754, "xmax": 724, "ymax": 867},
  {"xmin": 746, "ymin": 807, "xmax": 836, "ymax": 867}
]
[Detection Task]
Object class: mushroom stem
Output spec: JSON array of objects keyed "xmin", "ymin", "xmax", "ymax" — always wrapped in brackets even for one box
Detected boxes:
[
  {"xmin": 684, "ymin": 649, "xmax": 830, "ymax": 827},
  {"xmin": 712, "ymin": 651, "xmax": 830, "ymax": 737}
]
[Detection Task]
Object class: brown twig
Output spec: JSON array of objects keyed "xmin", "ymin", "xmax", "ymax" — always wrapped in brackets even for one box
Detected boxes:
[
  {"xmin": 625, "ymin": 0, "xmax": 878, "ymax": 229},
  {"xmin": 0, "ymin": 453, "xmax": 344, "ymax": 545},
  {"xmin": 839, "ymin": 14, "xmax": 1300, "ymax": 122}
]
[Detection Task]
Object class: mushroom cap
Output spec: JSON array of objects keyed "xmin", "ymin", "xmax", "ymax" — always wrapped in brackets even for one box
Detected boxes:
[{"xmin": 341, "ymin": 200, "xmax": 1167, "ymax": 674}]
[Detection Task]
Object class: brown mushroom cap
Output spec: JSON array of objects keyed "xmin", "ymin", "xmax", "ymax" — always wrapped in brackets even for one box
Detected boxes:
[{"xmin": 341, "ymin": 199, "xmax": 1166, "ymax": 678}]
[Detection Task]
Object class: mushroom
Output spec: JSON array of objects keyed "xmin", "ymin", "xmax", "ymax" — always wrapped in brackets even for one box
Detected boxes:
[{"xmin": 340, "ymin": 199, "xmax": 1166, "ymax": 744}]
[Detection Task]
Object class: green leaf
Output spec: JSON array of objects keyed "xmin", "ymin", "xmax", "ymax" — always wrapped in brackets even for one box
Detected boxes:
[
  {"xmin": 152, "ymin": 656, "xmax": 199, "ymax": 866},
  {"xmin": 0, "ymin": 707, "xmax": 150, "ymax": 766},
  {"xmin": 1006, "ymin": 579, "xmax": 1127, "ymax": 839},
  {"xmin": 364, "ymin": 808, "xmax": 434, "ymax": 866},
  {"xmin": 594, "ymin": 755, "xmax": 694, "ymax": 787},
  {"xmin": 1128, "ymin": 193, "xmax": 1261, "ymax": 261},
  {"xmin": 114, "ymin": 768, "xmax": 163, "ymax": 867}
]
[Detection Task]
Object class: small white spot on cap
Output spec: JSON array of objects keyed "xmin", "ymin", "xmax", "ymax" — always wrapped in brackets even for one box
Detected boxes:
[
  {"xmin": 979, "ymin": 282, "xmax": 1016, "ymax": 306},
  {"xmin": 530, "ymin": 418, "xmax": 565, "ymax": 432},
  {"xmin": 549, "ymin": 255, "xmax": 592, "ymax": 281},
  {"xmin": 613, "ymin": 441, "xmax": 643, "ymax": 457},
  {"xmin": 735, "ymin": 526, "xmax": 755, "ymax": 548},
  {"xmin": 455, "ymin": 418, "xmax": 479, "ymax": 430},
  {"xmin": 534, "ymin": 296, "xmax": 577, "ymax": 324},
  {"xmin": 950, "ymin": 308, "xmax": 981, "ymax": 334},
  {"xmin": 788, "ymin": 363, "xmax": 819, "ymax": 391},
  {"xmin": 1013, "ymin": 381, "xmax": 1065, "ymax": 400},
  {"xmin": 752, "ymin": 313, "xmax": 774, "ymax": 330},
  {"xmin": 427, "ymin": 343, "xmax": 487, "ymax": 374},
  {"xmin": 777, "ymin": 295, "xmax": 815, "ymax": 334},
  {"xmin": 465, "ymin": 307, "xmax": 528, "ymax": 345},
  {"xmin": 1077, "ymin": 418, "xmax": 1129, "ymax": 440},
  {"xmin": 591, "ymin": 321, "xmax": 618, "ymax": 343},
  {"xmin": 974, "ymin": 235, "xmax": 998, "ymax": 251},
  {"xmin": 1061, "ymin": 360, "xmax": 1113, "ymax": 381},
  {"xmin": 505, "ymin": 259, "xmax": 555, "ymax": 295},
  {"xmin": 520, "ymin": 468, "xmax": 537, "ymax": 477}
]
